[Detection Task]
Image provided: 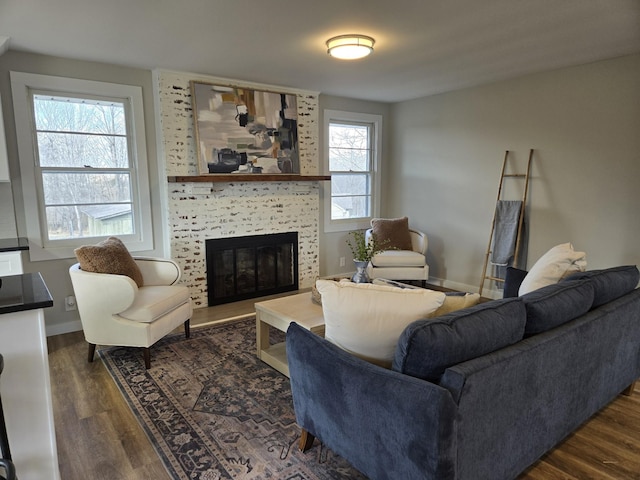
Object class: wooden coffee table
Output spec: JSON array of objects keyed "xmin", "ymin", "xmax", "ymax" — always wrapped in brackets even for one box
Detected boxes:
[{"xmin": 255, "ymin": 292, "xmax": 324, "ymax": 377}]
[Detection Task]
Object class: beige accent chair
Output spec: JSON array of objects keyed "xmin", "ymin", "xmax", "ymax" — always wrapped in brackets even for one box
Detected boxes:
[
  {"xmin": 69, "ymin": 257, "xmax": 192, "ymax": 369},
  {"xmin": 365, "ymin": 228, "xmax": 429, "ymax": 287}
]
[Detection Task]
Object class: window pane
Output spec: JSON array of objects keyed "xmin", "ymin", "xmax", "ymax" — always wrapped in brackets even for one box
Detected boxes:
[
  {"xmin": 45, "ymin": 204, "xmax": 133, "ymax": 240},
  {"xmin": 42, "ymin": 172, "xmax": 132, "ymax": 205},
  {"xmin": 329, "ymin": 147, "xmax": 369, "ymax": 171},
  {"xmin": 33, "ymin": 95, "xmax": 126, "ymax": 135},
  {"xmin": 331, "ymin": 173, "xmax": 370, "ymax": 196},
  {"xmin": 331, "ymin": 196, "xmax": 370, "ymax": 219},
  {"xmin": 329, "ymin": 124, "xmax": 369, "ymax": 149},
  {"xmin": 37, "ymin": 132, "xmax": 128, "ymax": 168}
]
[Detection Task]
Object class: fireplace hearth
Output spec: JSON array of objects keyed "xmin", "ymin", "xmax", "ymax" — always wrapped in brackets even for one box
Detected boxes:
[{"xmin": 206, "ymin": 232, "xmax": 299, "ymax": 306}]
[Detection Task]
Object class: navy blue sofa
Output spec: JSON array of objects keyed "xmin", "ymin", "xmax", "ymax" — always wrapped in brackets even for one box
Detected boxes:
[{"xmin": 287, "ymin": 265, "xmax": 640, "ymax": 479}]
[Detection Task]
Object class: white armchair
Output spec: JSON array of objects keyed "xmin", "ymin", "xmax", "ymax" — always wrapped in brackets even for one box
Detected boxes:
[
  {"xmin": 69, "ymin": 257, "xmax": 193, "ymax": 369},
  {"xmin": 365, "ymin": 228, "xmax": 429, "ymax": 287}
]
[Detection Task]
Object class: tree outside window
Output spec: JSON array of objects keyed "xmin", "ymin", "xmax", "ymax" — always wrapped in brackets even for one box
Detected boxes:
[{"xmin": 33, "ymin": 94, "xmax": 134, "ymax": 240}]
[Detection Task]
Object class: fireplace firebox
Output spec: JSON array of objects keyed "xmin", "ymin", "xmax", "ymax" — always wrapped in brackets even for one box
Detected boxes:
[{"xmin": 206, "ymin": 232, "xmax": 299, "ymax": 306}]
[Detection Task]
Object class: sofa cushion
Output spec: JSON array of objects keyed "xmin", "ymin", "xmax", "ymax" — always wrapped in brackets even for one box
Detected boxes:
[
  {"xmin": 560, "ymin": 265, "xmax": 639, "ymax": 308},
  {"xmin": 521, "ymin": 279, "xmax": 594, "ymax": 336},
  {"xmin": 371, "ymin": 217, "xmax": 412, "ymax": 251},
  {"xmin": 74, "ymin": 236, "xmax": 144, "ymax": 287},
  {"xmin": 393, "ymin": 298, "xmax": 526, "ymax": 383},
  {"xmin": 518, "ymin": 243, "xmax": 587, "ymax": 295},
  {"xmin": 371, "ymin": 249, "xmax": 426, "ymax": 267},
  {"xmin": 316, "ymin": 279, "xmax": 445, "ymax": 368}
]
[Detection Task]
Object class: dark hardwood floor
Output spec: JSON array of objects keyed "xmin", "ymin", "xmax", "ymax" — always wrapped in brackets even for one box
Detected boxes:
[{"xmin": 47, "ymin": 290, "xmax": 640, "ymax": 479}]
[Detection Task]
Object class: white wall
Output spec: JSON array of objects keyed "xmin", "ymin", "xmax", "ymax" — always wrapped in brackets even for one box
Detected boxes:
[{"xmin": 388, "ymin": 54, "xmax": 640, "ymax": 294}]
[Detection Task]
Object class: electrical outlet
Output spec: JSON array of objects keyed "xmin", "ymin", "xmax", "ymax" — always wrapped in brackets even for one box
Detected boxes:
[
  {"xmin": 65, "ymin": 295, "xmax": 77, "ymax": 311},
  {"xmin": 339, "ymin": 257, "xmax": 345, "ymax": 267}
]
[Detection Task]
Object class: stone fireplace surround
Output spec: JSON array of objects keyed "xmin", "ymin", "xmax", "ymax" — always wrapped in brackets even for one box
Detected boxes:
[{"xmin": 156, "ymin": 70, "xmax": 321, "ymax": 308}]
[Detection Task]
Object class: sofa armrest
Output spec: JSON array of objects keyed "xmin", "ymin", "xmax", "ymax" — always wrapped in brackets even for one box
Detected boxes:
[
  {"xmin": 409, "ymin": 229, "xmax": 428, "ymax": 255},
  {"xmin": 504, "ymin": 267, "xmax": 528, "ymax": 297},
  {"xmin": 134, "ymin": 257, "xmax": 182, "ymax": 286},
  {"xmin": 286, "ymin": 322, "xmax": 457, "ymax": 480}
]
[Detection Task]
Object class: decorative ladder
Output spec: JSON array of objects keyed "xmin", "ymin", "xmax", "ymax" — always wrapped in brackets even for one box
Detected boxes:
[{"xmin": 479, "ymin": 149, "xmax": 533, "ymax": 297}]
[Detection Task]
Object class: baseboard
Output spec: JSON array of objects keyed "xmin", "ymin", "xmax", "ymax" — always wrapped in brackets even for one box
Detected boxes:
[{"xmin": 46, "ymin": 319, "xmax": 82, "ymax": 337}]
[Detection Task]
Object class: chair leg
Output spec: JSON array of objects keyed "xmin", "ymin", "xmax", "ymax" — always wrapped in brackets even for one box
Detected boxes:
[
  {"xmin": 87, "ymin": 343, "xmax": 96, "ymax": 363},
  {"xmin": 0, "ymin": 458, "xmax": 15, "ymax": 480},
  {"xmin": 623, "ymin": 381, "xmax": 636, "ymax": 396},
  {"xmin": 299, "ymin": 428, "xmax": 315, "ymax": 452},
  {"xmin": 143, "ymin": 347, "xmax": 151, "ymax": 369},
  {"xmin": 0, "ymin": 395, "xmax": 12, "ymax": 461},
  {"xmin": 184, "ymin": 319, "xmax": 191, "ymax": 339},
  {"xmin": 0, "ymin": 356, "xmax": 11, "ymax": 462}
]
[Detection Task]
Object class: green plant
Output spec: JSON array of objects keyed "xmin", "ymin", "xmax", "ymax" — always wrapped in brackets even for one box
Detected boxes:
[{"xmin": 346, "ymin": 230, "xmax": 389, "ymax": 263}]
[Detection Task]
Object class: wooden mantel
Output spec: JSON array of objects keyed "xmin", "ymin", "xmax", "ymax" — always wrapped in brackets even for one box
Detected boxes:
[{"xmin": 167, "ymin": 174, "xmax": 330, "ymax": 183}]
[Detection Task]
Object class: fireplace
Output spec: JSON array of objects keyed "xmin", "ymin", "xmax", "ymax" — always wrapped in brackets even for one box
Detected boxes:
[{"xmin": 206, "ymin": 232, "xmax": 299, "ymax": 306}]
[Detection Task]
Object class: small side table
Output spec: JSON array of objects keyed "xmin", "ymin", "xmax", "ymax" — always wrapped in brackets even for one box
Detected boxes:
[{"xmin": 255, "ymin": 292, "xmax": 324, "ymax": 377}]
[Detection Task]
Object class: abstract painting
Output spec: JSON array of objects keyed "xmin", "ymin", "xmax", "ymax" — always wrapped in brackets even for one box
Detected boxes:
[{"xmin": 190, "ymin": 81, "xmax": 299, "ymax": 175}]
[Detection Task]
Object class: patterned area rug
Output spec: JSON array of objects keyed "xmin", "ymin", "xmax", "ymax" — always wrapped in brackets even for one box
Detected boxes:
[{"xmin": 99, "ymin": 318, "xmax": 366, "ymax": 480}]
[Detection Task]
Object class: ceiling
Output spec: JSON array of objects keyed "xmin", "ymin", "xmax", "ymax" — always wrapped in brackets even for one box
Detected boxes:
[{"xmin": 1, "ymin": 0, "xmax": 639, "ymax": 103}]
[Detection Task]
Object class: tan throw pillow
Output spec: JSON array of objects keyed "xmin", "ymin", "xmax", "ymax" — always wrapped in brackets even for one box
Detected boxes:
[
  {"xmin": 430, "ymin": 293, "xmax": 481, "ymax": 317},
  {"xmin": 371, "ymin": 217, "xmax": 412, "ymax": 251},
  {"xmin": 74, "ymin": 237, "xmax": 144, "ymax": 287}
]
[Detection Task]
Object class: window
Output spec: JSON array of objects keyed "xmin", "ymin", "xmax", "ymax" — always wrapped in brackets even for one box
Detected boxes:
[
  {"xmin": 324, "ymin": 110, "xmax": 381, "ymax": 232},
  {"xmin": 11, "ymin": 72, "xmax": 152, "ymax": 260}
]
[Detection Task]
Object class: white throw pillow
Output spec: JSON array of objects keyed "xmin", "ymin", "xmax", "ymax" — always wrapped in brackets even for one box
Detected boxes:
[
  {"xmin": 518, "ymin": 243, "xmax": 587, "ymax": 295},
  {"xmin": 316, "ymin": 279, "xmax": 446, "ymax": 368}
]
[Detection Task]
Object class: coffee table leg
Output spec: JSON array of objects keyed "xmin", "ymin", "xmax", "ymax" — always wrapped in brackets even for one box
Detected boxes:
[{"xmin": 256, "ymin": 314, "xmax": 271, "ymax": 359}]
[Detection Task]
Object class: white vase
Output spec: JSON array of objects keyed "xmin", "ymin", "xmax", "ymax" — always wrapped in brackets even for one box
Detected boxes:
[{"xmin": 351, "ymin": 260, "xmax": 371, "ymax": 283}]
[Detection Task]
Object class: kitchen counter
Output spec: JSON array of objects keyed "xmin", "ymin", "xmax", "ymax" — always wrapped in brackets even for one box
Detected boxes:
[
  {"xmin": 0, "ymin": 237, "xmax": 29, "ymax": 253},
  {"xmin": 0, "ymin": 272, "xmax": 53, "ymax": 315},
  {"xmin": 0, "ymin": 271, "xmax": 60, "ymax": 480}
]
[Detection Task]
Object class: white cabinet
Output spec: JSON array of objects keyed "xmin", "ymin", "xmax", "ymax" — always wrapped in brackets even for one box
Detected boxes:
[
  {"xmin": 0, "ymin": 251, "xmax": 22, "ymax": 276},
  {"xmin": 0, "ymin": 96, "xmax": 9, "ymax": 182},
  {"xmin": 0, "ymin": 273, "xmax": 60, "ymax": 480}
]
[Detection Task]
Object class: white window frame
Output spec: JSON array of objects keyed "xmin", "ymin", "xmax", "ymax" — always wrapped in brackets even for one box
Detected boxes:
[
  {"xmin": 11, "ymin": 72, "xmax": 153, "ymax": 261},
  {"xmin": 323, "ymin": 109, "xmax": 381, "ymax": 233}
]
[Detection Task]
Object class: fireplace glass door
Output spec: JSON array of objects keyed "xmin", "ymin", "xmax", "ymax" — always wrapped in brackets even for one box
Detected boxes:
[{"xmin": 206, "ymin": 233, "xmax": 298, "ymax": 306}]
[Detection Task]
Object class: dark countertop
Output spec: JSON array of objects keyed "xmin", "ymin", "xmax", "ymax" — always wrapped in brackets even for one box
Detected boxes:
[
  {"xmin": 0, "ymin": 237, "xmax": 29, "ymax": 253},
  {"xmin": 0, "ymin": 272, "xmax": 53, "ymax": 315}
]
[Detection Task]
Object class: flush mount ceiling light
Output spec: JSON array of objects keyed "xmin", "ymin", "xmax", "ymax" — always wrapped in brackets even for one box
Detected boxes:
[{"xmin": 326, "ymin": 34, "xmax": 375, "ymax": 60}]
